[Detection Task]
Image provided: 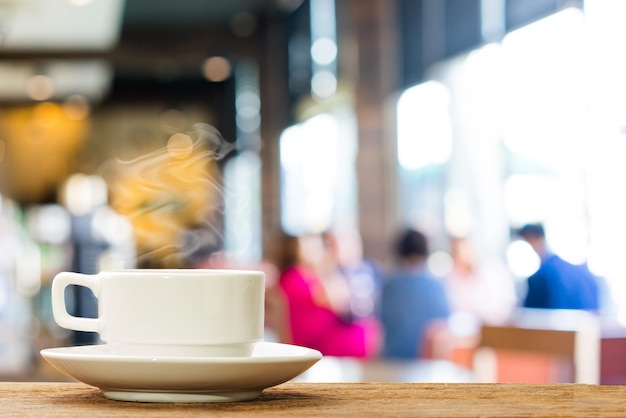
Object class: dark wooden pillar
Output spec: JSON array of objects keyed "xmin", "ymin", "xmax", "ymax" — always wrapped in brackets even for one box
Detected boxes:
[
  {"xmin": 259, "ymin": 15, "xmax": 290, "ymax": 260},
  {"xmin": 344, "ymin": 0, "xmax": 400, "ymax": 266}
]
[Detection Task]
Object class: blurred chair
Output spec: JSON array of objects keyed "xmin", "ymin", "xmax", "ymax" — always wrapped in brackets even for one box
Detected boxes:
[
  {"xmin": 473, "ymin": 309, "xmax": 600, "ymax": 384},
  {"xmin": 421, "ymin": 318, "xmax": 480, "ymax": 370}
]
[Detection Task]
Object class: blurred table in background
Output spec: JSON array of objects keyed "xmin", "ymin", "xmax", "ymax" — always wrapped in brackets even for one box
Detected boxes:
[{"xmin": 295, "ymin": 356, "xmax": 474, "ymax": 383}]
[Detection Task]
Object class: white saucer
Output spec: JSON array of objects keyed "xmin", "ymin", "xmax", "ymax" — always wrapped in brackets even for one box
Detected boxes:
[{"xmin": 40, "ymin": 342, "xmax": 322, "ymax": 403}]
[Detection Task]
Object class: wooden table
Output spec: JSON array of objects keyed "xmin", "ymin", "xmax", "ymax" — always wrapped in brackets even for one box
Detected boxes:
[{"xmin": 3, "ymin": 382, "xmax": 626, "ymax": 417}]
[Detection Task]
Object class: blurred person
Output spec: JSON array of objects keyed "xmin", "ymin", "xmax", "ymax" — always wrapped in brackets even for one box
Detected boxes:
[
  {"xmin": 380, "ymin": 228, "xmax": 450, "ymax": 359},
  {"xmin": 444, "ymin": 236, "xmax": 516, "ymax": 325},
  {"xmin": 517, "ymin": 223, "xmax": 599, "ymax": 310},
  {"xmin": 322, "ymin": 227, "xmax": 382, "ymax": 320},
  {"xmin": 276, "ymin": 232, "xmax": 380, "ymax": 358},
  {"xmin": 63, "ymin": 175, "xmax": 135, "ymax": 346}
]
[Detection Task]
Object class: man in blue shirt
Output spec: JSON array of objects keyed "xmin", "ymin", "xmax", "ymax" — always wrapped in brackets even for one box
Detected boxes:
[
  {"xmin": 518, "ymin": 223, "xmax": 599, "ymax": 310},
  {"xmin": 380, "ymin": 228, "xmax": 450, "ymax": 359}
]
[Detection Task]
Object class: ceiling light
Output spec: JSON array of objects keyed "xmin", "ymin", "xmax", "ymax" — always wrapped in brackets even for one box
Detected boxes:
[{"xmin": 1, "ymin": 0, "xmax": 124, "ymax": 51}]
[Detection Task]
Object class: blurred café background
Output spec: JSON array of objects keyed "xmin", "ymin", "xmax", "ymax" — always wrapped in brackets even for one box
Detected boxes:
[{"xmin": 2, "ymin": 0, "xmax": 626, "ymax": 384}]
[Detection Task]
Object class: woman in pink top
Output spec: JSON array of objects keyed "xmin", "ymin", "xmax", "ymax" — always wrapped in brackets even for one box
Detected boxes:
[{"xmin": 276, "ymin": 233, "xmax": 380, "ymax": 358}]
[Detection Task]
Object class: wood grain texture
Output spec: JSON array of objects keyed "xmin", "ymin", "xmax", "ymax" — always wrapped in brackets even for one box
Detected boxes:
[{"xmin": 2, "ymin": 382, "xmax": 626, "ymax": 417}]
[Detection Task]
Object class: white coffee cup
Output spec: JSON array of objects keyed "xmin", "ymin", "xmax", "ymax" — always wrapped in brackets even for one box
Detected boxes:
[{"xmin": 51, "ymin": 269, "xmax": 265, "ymax": 357}]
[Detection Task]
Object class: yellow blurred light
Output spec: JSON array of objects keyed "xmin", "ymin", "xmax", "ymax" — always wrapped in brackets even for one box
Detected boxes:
[
  {"xmin": 32, "ymin": 102, "xmax": 62, "ymax": 128},
  {"xmin": 2, "ymin": 105, "xmax": 87, "ymax": 203},
  {"xmin": 202, "ymin": 57, "xmax": 232, "ymax": 82}
]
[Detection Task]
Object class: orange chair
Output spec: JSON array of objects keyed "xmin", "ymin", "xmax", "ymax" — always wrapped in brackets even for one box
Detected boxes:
[{"xmin": 473, "ymin": 309, "xmax": 600, "ymax": 384}]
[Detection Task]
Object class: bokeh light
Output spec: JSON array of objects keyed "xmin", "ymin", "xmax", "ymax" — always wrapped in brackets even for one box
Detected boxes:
[
  {"xmin": 202, "ymin": 56, "xmax": 232, "ymax": 82},
  {"xmin": 167, "ymin": 133, "xmax": 194, "ymax": 159},
  {"xmin": 26, "ymin": 75, "xmax": 54, "ymax": 101}
]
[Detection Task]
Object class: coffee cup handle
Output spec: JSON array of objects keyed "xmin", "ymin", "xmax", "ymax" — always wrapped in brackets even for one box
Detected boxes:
[{"xmin": 51, "ymin": 272, "xmax": 100, "ymax": 333}]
